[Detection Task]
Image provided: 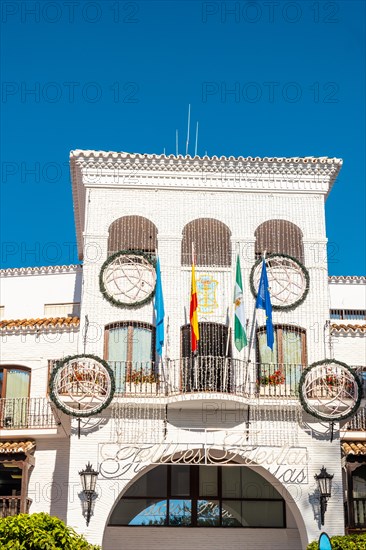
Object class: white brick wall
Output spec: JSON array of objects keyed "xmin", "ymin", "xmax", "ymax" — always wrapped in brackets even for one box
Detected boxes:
[{"xmin": 1, "ymin": 154, "xmax": 361, "ymax": 550}]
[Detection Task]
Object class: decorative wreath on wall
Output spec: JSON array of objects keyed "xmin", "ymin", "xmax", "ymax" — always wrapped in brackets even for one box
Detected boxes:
[
  {"xmin": 250, "ymin": 253, "xmax": 310, "ymax": 311},
  {"xmin": 299, "ymin": 359, "xmax": 362, "ymax": 422},
  {"xmin": 99, "ymin": 250, "xmax": 156, "ymax": 308},
  {"xmin": 49, "ymin": 354, "xmax": 115, "ymax": 417}
]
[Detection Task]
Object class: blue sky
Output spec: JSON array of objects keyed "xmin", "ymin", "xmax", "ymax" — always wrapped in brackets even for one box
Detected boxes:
[{"xmin": 1, "ymin": 0, "xmax": 365, "ymax": 275}]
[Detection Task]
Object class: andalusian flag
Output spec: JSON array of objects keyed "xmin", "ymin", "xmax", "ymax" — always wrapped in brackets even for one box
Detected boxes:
[
  {"xmin": 234, "ymin": 255, "xmax": 247, "ymax": 351},
  {"xmin": 190, "ymin": 262, "xmax": 200, "ymax": 352}
]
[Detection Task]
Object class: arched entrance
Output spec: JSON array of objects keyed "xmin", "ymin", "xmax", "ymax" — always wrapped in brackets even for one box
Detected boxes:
[{"xmin": 102, "ymin": 457, "xmax": 307, "ymax": 550}]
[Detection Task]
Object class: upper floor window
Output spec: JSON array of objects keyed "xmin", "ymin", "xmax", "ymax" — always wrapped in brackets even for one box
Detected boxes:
[
  {"xmin": 109, "ymin": 464, "xmax": 285, "ymax": 528},
  {"xmin": 44, "ymin": 303, "xmax": 80, "ymax": 317},
  {"xmin": 107, "ymin": 216, "xmax": 158, "ymax": 257},
  {"xmin": 181, "ymin": 219, "xmax": 231, "ymax": 267},
  {"xmin": 105, "ymin": 322, "xmax": 155, "ymax": 364},
  {"xmin": 257, "ymin": 325, "xmax": 307, "ymax": 365},
  {"xmin": 0, "ymin": 366, "xmax": 30, "ymax": 399},
  {"xmin": 330, "ymin": 309, "xmax": 366, "ymax": 320},
  {"xmin": 255, "ymin": 220, "xmax": 304, "ymax": 263}
]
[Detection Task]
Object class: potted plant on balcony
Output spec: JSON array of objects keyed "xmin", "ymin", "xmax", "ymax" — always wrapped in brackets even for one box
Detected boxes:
[
  {"xmin": 257, "ymin": 369, "xmax": 285, "ymax": 396},
  {"xmin": 125, "ymin": 369, "xmax": 160, "ymax": 395}
]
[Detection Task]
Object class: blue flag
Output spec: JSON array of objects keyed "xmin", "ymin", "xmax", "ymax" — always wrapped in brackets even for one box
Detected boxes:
[
  {"xmin": 256, "ymin": 259, "xmax": 274, "ymax": 350},
  {"xmin": 154, "ymin": 257, "xmax": 165, "ymax": 356}
]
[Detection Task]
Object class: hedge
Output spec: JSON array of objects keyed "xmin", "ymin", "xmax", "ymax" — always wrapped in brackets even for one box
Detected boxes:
[
  {"xmin": 0, "ymin": 512, "xmax": 100, "ymax": 549},
  {"xmin": 307, "ymin": 534, "xmax": 366, "ymax": 550}
]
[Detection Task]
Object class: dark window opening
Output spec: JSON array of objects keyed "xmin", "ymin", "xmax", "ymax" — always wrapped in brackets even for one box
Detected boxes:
[
  {"xmin": 109, "ymin": 465, "xmax": 286, "ymax": 528},
  {"xmin": 255, "ymin": 220, "xmax": 304, "ymax": 263},
  {"xmin": 107, "ymin": 216, "xmax": 158, "ymax": 257},
  {"xmin": 181, "ymin": 219, "xmax": 231, "ymax": 267}
]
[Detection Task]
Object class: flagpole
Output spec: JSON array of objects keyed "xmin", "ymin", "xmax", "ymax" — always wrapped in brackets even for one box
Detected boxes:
[
  {"xmin": 223, "ymin": 243, "xmax": 237, "ymax": 390},
  {"xmin": 191, "ymin": 242, "xmax": 199, "ymax": 390},
  {"xmin": 247, "ymin": 251, "xmax": 266, "ymax": 361},
  {"xmin": 154, "ymin": 249, "xmax": 166, "ymax": 390}
]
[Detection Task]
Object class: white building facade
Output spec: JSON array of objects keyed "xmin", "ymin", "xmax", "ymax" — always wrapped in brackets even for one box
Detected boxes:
[{"xmin": 0, "ymin": 151, "xmax": 365, "ymax": 550}]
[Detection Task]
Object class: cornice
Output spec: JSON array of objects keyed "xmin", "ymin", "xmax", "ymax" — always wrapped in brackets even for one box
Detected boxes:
[
  {"xmin": 0, "ymin": 264, "xmax": 82, "ymax": 277},
  {"xmin": 70, "ymin": 150, "xmax": 342, "ymax": 187},
  {"xmin": 329, "ymin": 276, "xmax": 366, "ymax": 284}
]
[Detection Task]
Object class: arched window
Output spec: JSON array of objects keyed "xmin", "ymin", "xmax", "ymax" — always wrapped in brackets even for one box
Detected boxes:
[
  {"xmin": 108, "ymin": 464, "xmax": 285, "ymax": 527},
  {"xmin": 255, "ymin": 220, "xmax": 304, "ymax": 263},
  {"xmin": 181, "ymin": 219, "xmax": 231, "ymax": 266},
  {"xmin": 107, "ymin": 216, "xmax": 158, "ymax": 257}
]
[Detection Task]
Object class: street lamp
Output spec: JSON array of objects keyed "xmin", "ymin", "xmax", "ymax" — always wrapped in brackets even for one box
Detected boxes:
[
  {"xmin": 314, "ymin": 466, "xmax": 334, "ymax": 525},
  {"xmin": 79, "ymin": 462, "xmax": 99, "ymax": 526}
]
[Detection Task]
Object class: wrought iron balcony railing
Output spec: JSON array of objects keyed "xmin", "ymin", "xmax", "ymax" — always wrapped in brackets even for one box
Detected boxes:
[
  {"xmin": 0, "ymin": 397, "xmax": 58, "ymax": 429},
  {"xmin": 343, "ymin": 407, "xmax": 366, "ymax": 432},
  {"xmin": 0, "ymin": 496, "xmax": 32, "ymax": 517},
  {"xmin": 50, "ymin": 358, "xmax": 365, "ymax": 401},
  {"xmin": 106, "ymin": 359, "xmax": 303, "ymax": 399}
]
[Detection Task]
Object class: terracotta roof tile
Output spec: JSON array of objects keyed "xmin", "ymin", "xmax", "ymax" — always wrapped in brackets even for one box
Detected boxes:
[
  {"xmin": 0, "ymin": 441, "xmax": 35, "ymax": 454},
  {"xmin": 331, "ymin": 323, "xmax": 366, "ymax": 333},
  {"xmin": 0, "ymin": 317, "xmax": 80, "ymax": 331},
  {"xmin": 342, "ymin": 442, "xmax": 366, "ymax": 456}
]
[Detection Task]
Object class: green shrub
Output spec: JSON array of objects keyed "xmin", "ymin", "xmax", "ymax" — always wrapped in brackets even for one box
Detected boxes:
[
  {"xmin": 307, "ymin": 534, "xmax": 366, "ymax": 550},
  {"xmin": 0, "ymin": 512, "xmax": 100, "ymax": 550}
]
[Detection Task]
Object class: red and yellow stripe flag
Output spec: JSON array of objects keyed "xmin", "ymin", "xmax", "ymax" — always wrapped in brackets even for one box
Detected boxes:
[{"xmin": 190, "ymin": 262, "xmax": 199, "ymax": 352}]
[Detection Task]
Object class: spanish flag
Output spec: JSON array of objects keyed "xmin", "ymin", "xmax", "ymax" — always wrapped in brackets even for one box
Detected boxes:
[{"xmin": 190, "ymin": 262, "xmax": 199, "ymax": 353}]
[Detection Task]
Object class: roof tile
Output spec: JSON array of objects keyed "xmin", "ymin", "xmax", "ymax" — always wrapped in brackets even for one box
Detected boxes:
[
  {"xmin": 0, "ymin": 441, "xmax": 35, "ymax": 454},
  {"xmin": 0, "ymin": 317, "xmax": 80, "ymax": 331}
]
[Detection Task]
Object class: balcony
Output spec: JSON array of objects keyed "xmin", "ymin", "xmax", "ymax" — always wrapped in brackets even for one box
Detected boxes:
[
  {"xmin": 0, "ymin": 496, "xmax": 32, "ymax": 518},
  {"xmin": 107, "ymin": 359, "xmax": 302, "ymax": 400},
  {"xmin": 0, "ymin": 397, "xmax": 58, "ymax": 430}
]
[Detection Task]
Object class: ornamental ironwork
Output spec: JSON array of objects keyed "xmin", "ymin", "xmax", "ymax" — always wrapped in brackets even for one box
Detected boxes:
[
  {"xmin": 49, "ymin": 354, "xmax": 115, "ymax": 417},
  {"xmin": 250, "ymin": 254, "xmax": 309, "ymax": 311},
  {"xmin": 299, "ymin": 359, "xmax": 362, "ymax": 422}
]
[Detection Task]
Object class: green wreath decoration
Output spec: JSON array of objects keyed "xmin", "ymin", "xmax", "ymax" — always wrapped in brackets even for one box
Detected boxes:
[
  {"xmin": 299, "ymin": 358, "xmax": 362, "ymax": 422},
  {"xmin": 250, "ymin": 253, "xmax": 310, "ymax": 311},
  {"xmin": 49, "ymin": 354, "xmax": 115, "ymax": 417},
  {"xmin": 99, "ymin": 249, "xmax": 156, "ymax": 309}
]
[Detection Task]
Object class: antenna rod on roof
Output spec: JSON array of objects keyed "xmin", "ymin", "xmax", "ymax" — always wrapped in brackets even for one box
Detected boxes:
[
  {"xmin": 194, "ymin": 122, "xmax": 199, "ymax": 157},
  {"xmin": 176, "ymin": 130, "xmax": 179, "ymax": 156},
  {"xmin": 185, "ymin": 104, "xmax": 191, "ymax": 156}
]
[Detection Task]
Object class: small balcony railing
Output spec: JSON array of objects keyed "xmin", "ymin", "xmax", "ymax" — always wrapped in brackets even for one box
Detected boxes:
[
  {"xmin": 0, "ymin": 496, "xmax": 32, "ymax": 517},
  {"xmin": 343, "ymin": 407, "xmax": 366, "ymax": 432},
  {"xmin": 0, "ymin": 397, "xmax": 58, "ymax": 429}
]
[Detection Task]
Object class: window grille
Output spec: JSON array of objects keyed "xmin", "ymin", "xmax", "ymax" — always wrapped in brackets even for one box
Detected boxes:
[
  {"xmin": 255, "ymin": 220, "xmax": 304, "ymax": 263},
  {"xmin": 181, "ymin": 218, "xmax": 231, "ymax": 267},
  {"xmin": 107, "ymin": 216, "xmax": 157, "ymax": 257},
  {"xmin": 330, "ymin": 309, "xmax": 366, "ymax": 320}
]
